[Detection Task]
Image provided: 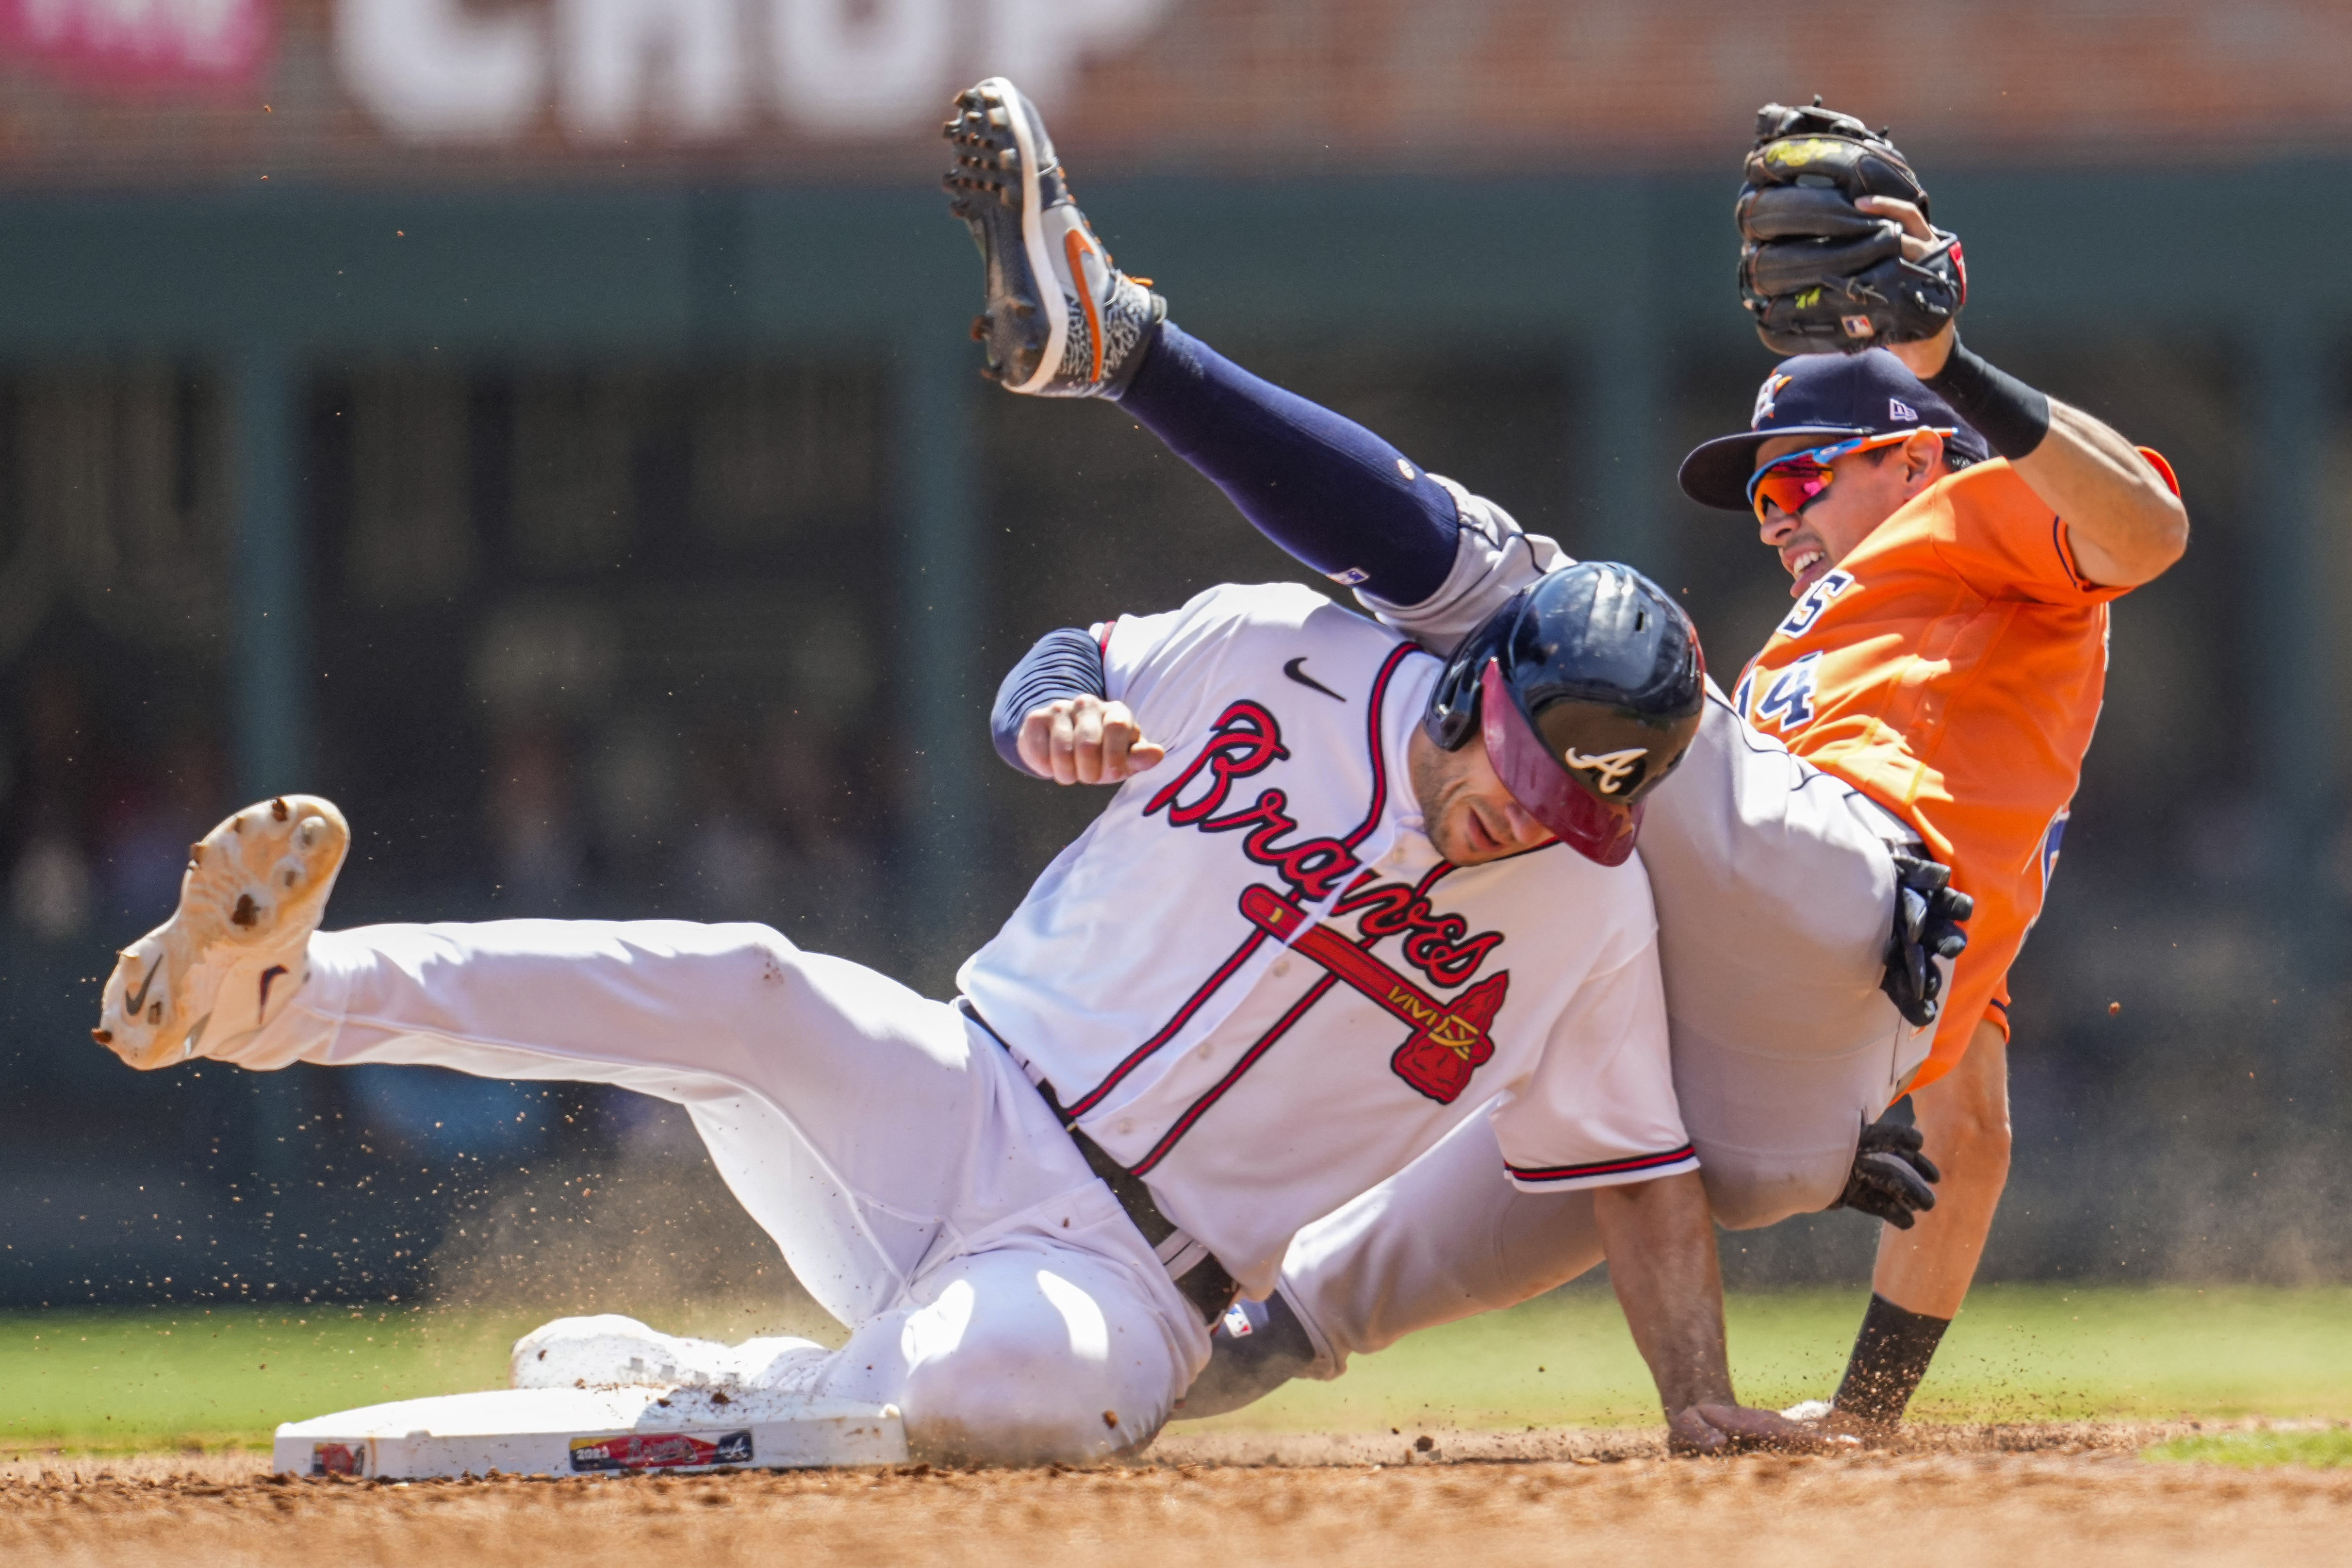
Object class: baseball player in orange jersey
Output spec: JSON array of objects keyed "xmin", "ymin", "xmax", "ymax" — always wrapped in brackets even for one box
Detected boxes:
[
  {"xmin": 1703, "ymin": 282, "xmax": 2186, "ymax": 1419},
  {"xmin": 1190, "ymin": 195, "xmax": 2186, "ymax": 1427}
]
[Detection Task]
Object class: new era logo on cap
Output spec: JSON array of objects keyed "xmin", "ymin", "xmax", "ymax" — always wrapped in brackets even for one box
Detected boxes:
[{"xmin": 1890, "ymin": 398, "xmax": 1918, "ymax": 422}]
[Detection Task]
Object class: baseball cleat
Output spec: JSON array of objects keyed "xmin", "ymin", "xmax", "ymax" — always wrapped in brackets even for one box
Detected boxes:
[
  {"xmin": 93, "ymin": 794, "xmax": 350, "ymax": 1071},
  {"xmin": 512, "ymin": 1316, "xmax": 740, "ymax": 1391},
  {"xmin": 512, "ymin": 1315, "xmax": 828, "ymax": 1393},
  {"xmin": 943, "ymin": 76, "xmax": 1164, "ymax": 397}
]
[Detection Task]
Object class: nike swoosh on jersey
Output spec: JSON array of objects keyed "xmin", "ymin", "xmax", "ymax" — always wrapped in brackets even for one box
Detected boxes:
[{"xmin": 1282, "ymin": 657, "xmax": 1345, "ymax": 702}]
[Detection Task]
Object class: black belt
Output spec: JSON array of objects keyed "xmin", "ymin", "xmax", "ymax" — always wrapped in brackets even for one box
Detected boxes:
[{"xmin": 956, "ymin": 999, "xmax": 1241, "ymax": 1327}]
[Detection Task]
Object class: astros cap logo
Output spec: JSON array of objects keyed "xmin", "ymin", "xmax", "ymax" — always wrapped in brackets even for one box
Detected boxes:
[{"xmin": 1752, "ymin": 373, "xmax": 1793, "ymax": 427}]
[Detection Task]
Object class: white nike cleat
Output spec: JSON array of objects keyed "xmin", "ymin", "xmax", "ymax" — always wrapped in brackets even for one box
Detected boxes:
[
  {"xmin": 512, "ymin": 1315, "xmax": 739, "ymax": 1391},
  {"xmin": 92, "ymin": 794, "xmax": 350, "ymax": 1071},
  {"xmin": 943, "ymin": 76, "xmax": 1165, "ymax": 397},
  {"xmin": 510, "ymin": 1315, "xmax": 826, "ymax": 1393}
]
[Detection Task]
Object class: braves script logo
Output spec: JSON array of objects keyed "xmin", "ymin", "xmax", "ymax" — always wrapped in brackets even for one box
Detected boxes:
[
  {"xmin": 1145, "ymin": 700, "xmax": 1364, "ymax": 904},
  {"xmin": 1562, "ymin": 746, "xmax": 1646, "ymax": 796},
  {"xmin": 1147, "ymin": 701, "xmax": 1510, "ymax": 1102},
  {"xmin": 1330, "ymin": 876, "xmax": 1503, "ymax": 990}
]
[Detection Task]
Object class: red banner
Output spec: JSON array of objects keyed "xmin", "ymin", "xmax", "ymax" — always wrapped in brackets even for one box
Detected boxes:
[{"xmin": 0, "ymin": 0, "xmax": 273, "ymax": 94}]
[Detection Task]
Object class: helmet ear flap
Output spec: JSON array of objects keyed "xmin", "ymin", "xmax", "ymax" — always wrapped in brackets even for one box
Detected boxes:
[
  {"xmin": 1422, "ymin": 658, "xmax": 1484, "ymax": 751},
  {"xmin": 1421, "ymin": 594, "xmax": 1525, "ymax": 753}
]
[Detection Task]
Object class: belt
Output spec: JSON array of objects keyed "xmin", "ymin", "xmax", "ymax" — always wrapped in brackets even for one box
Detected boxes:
[{"xmin": 956, "ymin": 999, "xmax": 1241, "ymax": 1328}]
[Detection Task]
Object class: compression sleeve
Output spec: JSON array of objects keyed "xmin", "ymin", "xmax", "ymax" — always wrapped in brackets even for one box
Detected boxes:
[
  {"xmin": 1117, "ymin": 322, "xmax": 1463, "ymax": 605},
  {"xmin": 990, "ymin": 626, "xmax": 1109, "ymax": 776}
]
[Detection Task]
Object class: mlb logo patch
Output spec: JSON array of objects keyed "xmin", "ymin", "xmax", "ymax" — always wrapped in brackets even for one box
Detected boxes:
[{"xmin": 1890, "ymin": 398, "xmax": 1918, "ymax": 422}]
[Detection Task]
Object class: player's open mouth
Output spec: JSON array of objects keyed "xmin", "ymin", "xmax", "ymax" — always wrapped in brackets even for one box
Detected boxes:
[{"xmin": 1784, "ymin": 546, "xmax": 1827, "ymax": 595}]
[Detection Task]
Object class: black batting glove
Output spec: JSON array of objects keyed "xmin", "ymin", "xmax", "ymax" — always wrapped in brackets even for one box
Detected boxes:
[
  {"xmin": 1880, "ymin": 853, "xmax": 1972, "ymax": 1027},
  {"xmin": 1830, "ymin": 1118, "xmax": 1942, "ymax": 1229}
]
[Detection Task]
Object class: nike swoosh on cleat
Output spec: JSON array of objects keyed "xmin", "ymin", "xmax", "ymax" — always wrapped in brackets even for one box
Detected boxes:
[
  {"xmin": 258, "ymin": 964, "xmax": 290, "ymax": 1019},
  {"xmin": 1283, "ymin": 658, "xmax": 1346, "ymax": 702},
  {"xmin": 124, "ymin": 957, "xmax": 162, "ymax": 1020}
]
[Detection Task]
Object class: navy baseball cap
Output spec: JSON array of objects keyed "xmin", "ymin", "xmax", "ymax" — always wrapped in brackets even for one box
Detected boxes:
[{"xmin": 1678, "ymin": 350, "xmax": 1990, "ymax": 512}]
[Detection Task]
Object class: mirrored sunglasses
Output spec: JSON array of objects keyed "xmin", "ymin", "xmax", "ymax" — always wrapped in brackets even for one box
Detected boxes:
[{"xmin": 1745, "ymin": 430, "xmax": 1944, "ymax": 524}]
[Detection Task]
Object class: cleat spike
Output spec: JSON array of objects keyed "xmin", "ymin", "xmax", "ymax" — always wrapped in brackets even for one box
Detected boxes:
[
  {"xmin": 232, "ymin": 893, "xmax": 258, "ymax": 927},
  {"xmin": 92, "ymin": 1028, "xmax": 111, "ymax": 1045},
  {"xmin": 270, "ymin": 797, "xmax": 289, "ymax": 821}
]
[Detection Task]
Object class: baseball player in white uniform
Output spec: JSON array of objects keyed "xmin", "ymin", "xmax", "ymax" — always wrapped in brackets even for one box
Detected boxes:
[
  {"xmin": 945, "ymin": 78, "xmax": 1970, "ymax": 1414},
  {"xmin": 94, "ymin": 561, "xmax": 1818, "ymax": 1463}
]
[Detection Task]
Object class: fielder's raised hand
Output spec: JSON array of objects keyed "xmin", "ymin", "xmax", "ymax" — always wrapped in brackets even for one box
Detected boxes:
[{"xmin": 1018, "ymin": 694, "xmax": 1166, "ymax": 785}]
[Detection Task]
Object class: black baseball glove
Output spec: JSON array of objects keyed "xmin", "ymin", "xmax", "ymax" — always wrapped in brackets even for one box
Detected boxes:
[
  {"xmin": 1831, "ymin": 1117, "xmax": 1942, "ymax": 1229},
  {"xmin": 1738, "ymin": 99, "xmax": 1966, "ymax": 355},
  {"xmin": 1881, "ymin": 853, "xmax": 1971, "ymax": 1027}
]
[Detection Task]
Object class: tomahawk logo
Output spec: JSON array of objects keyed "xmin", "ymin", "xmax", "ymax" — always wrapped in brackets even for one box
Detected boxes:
[
  {"xmin": 1562, "ymin": 747, "xmax": 1647, "ymax": 796},
  {"xmin": 1239, "ymin": 885, "xmax": 1508, "ymax": 1105}
]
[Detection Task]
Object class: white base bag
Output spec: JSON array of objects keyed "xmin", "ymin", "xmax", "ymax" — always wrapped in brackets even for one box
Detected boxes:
[{"xmin": 273, "ymin": 1385, "xmax": 907, "ymax": 1479}]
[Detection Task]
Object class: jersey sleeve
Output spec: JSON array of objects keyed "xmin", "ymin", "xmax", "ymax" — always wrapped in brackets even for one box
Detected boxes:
[
  {"xmin": 1489, "ymin": 937, "xmax": 1699, "ymax": 1193},
  {"xmin": 1355, "ymin": 476, "xmax": 1569, "ymax": 655},
  {"xmin": 1935, "ymin": 456, "xmax": 2171, "ymax": 608},
  {"xmin": 1096, "ymin": 582, "xmax": 1336, "ymax": 751}
]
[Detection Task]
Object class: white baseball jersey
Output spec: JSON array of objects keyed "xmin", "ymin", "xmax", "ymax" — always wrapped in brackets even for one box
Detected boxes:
[{"xmin": 958, "ymin": 582, "xmax": 1694, "ymax": 1296}]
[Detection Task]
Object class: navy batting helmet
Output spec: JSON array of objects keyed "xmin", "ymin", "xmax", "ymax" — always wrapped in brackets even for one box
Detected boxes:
[{"xmin": 1424, "ymin": 561, "xmax": 1706, "ymax": 866}]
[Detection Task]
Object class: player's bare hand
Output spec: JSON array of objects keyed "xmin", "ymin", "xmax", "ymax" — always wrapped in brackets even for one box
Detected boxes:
[
  {"xmin": 1853, "ymin": 196, "xmax": 1959, "ymax": 378},
  {"xmin": 1667, "ymin": 1402, "xmax": 1857, "ymax": 1456},
  {"xmin": 1019, "ymin": 696, "xmax": 1166, "ymax": 785}
]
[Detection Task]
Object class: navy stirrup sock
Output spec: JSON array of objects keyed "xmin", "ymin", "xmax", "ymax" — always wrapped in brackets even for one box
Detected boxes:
[{"xmin": 1118, "ymin": 322, "xmax": 1462, "ymax": 606}]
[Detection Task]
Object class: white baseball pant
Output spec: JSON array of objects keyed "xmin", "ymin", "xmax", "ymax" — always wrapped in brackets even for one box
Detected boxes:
[{"xmin": 245, "ymin": 919, "xmax": 1207, "ymax": 1465}]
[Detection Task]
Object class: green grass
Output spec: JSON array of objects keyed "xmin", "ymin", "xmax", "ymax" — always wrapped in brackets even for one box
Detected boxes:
[
  {"xmin": 4, "ymin": 1284, "xmax": 2348, "ymax": 1453},
  {"xmin": 1184, "ymin": 1282, "xmax": 2352, "ymax": 1433},
  {"xmin": 0, "ymin": 1304, "xmax": 547, "ymax": 1454},
  {"xmin": 2144, "ymin": 1429, "xmax": 2352, "ymax": 1469}
]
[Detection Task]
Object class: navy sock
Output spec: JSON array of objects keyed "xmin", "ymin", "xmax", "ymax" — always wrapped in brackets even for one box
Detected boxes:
[{"xmin": 1118, "ymin": 322, "xmax": 1462, "ymax": 606}]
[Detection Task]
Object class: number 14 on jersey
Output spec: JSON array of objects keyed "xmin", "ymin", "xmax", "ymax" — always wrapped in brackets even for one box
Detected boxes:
[{"xmin": 1737, "ymin": 651, "xmax": 1825, "ymax": 735}]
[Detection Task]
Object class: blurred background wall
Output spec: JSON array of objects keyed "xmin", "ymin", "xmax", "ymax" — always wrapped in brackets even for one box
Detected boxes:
[{"xmin": 0, "ymin": 0, "xmax": 2345, "ymax": 1310}]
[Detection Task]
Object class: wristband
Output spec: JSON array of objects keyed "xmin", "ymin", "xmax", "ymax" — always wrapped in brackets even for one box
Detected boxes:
[
  {"xmin": 990, "ymin": 626, "xmax": 1108, "ymax": 776},
  {"xmin": 1924, "ymin": 339, "xmax": 2051, "ymax": 462},
  {"xmin": 1831, "ymin": 1292, "xmax": 1951, "ymax": 1424}
]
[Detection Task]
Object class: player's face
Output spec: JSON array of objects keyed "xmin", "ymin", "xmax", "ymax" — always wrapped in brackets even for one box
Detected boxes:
[
  {"xmin": 1752, "ymin": 431, "xmax": 1944, "ymax": 598},
  {"xmin": 1406, "ymin": 726, "xmax": 1559, "ymax": 866}
]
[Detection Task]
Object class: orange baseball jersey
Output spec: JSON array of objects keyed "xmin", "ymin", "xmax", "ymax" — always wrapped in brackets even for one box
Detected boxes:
[{"xmin": 1730, "ymin": 451, "xmax": 2177, "ymax": 1090}]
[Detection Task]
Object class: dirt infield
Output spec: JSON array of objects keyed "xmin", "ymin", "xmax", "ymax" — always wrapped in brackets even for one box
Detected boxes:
[{"xmin": 6, "ymin": 1425, "xmax": 2345, "ymax": 1568}]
